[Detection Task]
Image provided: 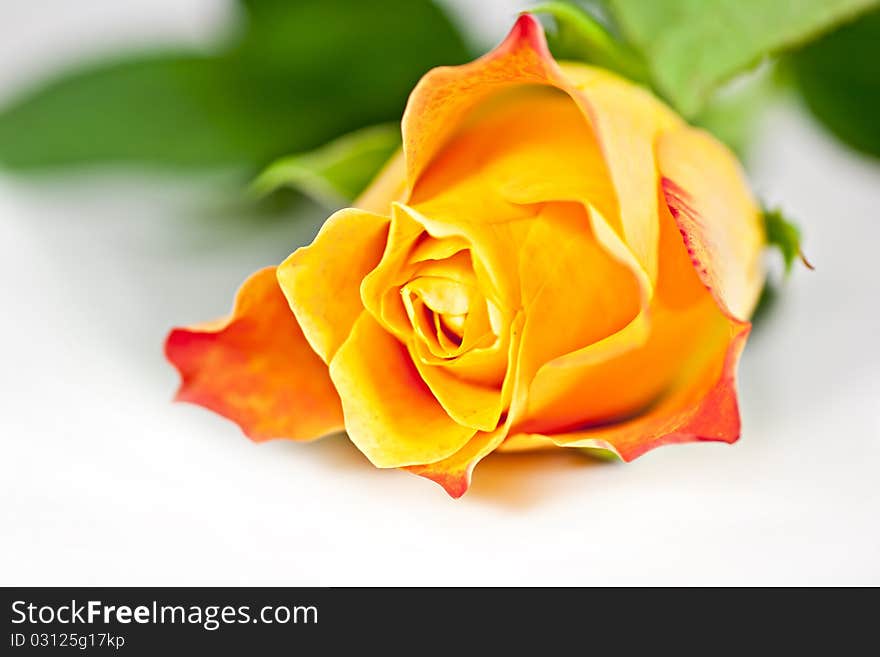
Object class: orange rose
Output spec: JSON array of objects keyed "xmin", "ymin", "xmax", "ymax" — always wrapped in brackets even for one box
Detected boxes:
[{"xmin": 166, "ymin": 15, "xmax": 765, "ymax": 497}]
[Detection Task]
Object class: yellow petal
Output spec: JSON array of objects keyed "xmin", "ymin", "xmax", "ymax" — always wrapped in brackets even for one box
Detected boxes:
[
  {"xmin": 519, "ymin": 295, "xmax": 729, "ymax": 433},
  {"xmin": 400, "ymin": 202, "xmax": 532, "ymax": 316},
  {"xmin": 402, "ymin": 13, "xmax": 684, "ymax": 291},
  {"xmin": 516, "ymin": 127, "xmax": 763, "ymax": 456},
  {"xmin": 515, "ymin": 193, "xmax": 750, "ymax": 449},
  {"xmin": 329, "ymin": 312, "xmax": 477, "ymax": 468},
  {"xmin": 359, "ymin": 203, "xmax": 426, "ymax": 341},
  {"xmin": 405, "ymin": 312, "xmax": 526, "ymax": 497},
  {"xmin": 559, "ymin": 62, "xmax": 683, "ymax": 284},
  {"xmin": 509, "ymin": 202, "xmax": 643, "ymax": 425},
  {"xmin": 405, "ymin": 273, "xmax": 471, "ymax": 316},
  {"xmin": 364, "ymin": 202, "xmax": 513, "ymax": 385},
  {"xmin": 409, "ymin": 352, "xmax": 504, "ymax": 432},
  {"xmin": 277, "ymin": 207, "xmax": 390, "ymax": 363}
]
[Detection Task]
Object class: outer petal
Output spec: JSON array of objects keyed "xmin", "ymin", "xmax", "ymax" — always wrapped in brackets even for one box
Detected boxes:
[
  {"xmin": 559, "ymin": 62, "xmax": 682, "ymax": 282},
  {"xmin": 403, "ymin": 14, "xmax": 682, "ymax": 286},
  {"xmin": 329, "ymin": 312, "xmax": 477, "ymax": 469},
  {"xmin": 515, "ymin": 199, "xmax": 719, "ymax": 432},
  {"xmin": 402, "ymin": 14, "xmax": 569, "ymax": 188},
  {"xmin": 411, "ymin": 85, "xmax": 618, "ymax": 230},
  {"xmin": 405, "ymin": 427, "xmax": 507, "ymax": 499},
  {"xmin": 657, "ymin": 126, "xmax": 765, "ymax": 321},
  {"xmin": 513, "ymin": 320, "xmax": 750, "ymax": 461},
  {"xmin": 165, "ymin": 267, "xmax": 343, "ymax": 441},
  {"xmin": 512, "ymin": 127, "xmax": 763, "ymax": 458},
  {"xmin": 277, "ymin": 208, "xmax": 390, "ymax": 363},
  {"xmin": 509, "ymin": 203, "xmax": 643, "ymax": 424}
]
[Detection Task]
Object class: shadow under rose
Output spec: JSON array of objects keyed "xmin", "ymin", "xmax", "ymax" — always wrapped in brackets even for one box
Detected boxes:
[
  {"xmin": 272, "ymin": 431, "xmax": 372, "ymax": 474},
  {"xmin": 271, "ymin": 431, "xmax": 616, "ymax": 508},
  {"xmin": 466, "ymin": 449, "xmax": 616, "ymax": 509}
]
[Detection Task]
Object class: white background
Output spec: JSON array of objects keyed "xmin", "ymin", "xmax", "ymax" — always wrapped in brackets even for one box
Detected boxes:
[{"xmin": 1, "ymin": 0, "xmax": 877, "ymax": 585}]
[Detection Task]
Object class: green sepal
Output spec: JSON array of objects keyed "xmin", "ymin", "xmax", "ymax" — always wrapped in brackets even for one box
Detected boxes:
[
  {"xmin": 577, "ymin": 447, "xmax": 621, "ymax": 462},
  {"xmin": 530, "ymin": 2, "xmax": 649, "ymax": 84},
  {"xmin": 762, "ymin": 206, "xmax": 813, "ymax": 275},
  {"xmin": 250, "ymin": 124, "xmax": 400, "ymax": 207}
]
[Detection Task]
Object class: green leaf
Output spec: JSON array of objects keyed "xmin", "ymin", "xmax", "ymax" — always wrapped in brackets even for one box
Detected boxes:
[
  {"xmin": 531, "ymin": 2, "xmax": 649, "ymax": 83},
  {"xmin": 0, "ymin": 53, "xmax": 272, "ymax": 170},
  {"xmin": 251, "ymin": 124, "xmax": 400, "ymax": 206},
  {"xmin": 763, "ymin": 207, "xmax": 812, "ymax": 275},
  {"xmin": 604, "ymin": 0, "xmax": 880, "ymax": 116},
  {"xmin": 0, "ymin": 0, "xmax": 469, "ymax": 172},
  {"xmin": 577, "ymin": 447, "xmax": 621, "ymax": 462},
  {"xmin": 790, "ymin": 8, "xmax": 880, "ymax": 158}
]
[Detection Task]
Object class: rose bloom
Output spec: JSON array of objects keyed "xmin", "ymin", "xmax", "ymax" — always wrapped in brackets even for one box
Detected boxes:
[{"xmin": 166, "ymin": 15, "xmax": 765, "ymax": 497}]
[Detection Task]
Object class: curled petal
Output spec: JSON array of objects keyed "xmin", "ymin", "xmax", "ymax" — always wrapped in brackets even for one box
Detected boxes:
[
  {"xmin": 412, "ymin": 85, "xmax": 618, "ymax": 229},
  {"xmin": 404, "ymin": 15, "xmax": 683, "ymax": 288},
  {"xmin": 365, "ymin": 202, "xmax": 514, "ymax": 385},
  {"xmin": 405, "ymin": 312, "xmax": 526, "ymax": 497},
  {"xmin": 409, "ymin": 354, "xmax": 503, "ymax": 432},
  {"xmin": 165, "ymin": 267, "xmax": 343, "ymax": 441},
  {"xmin": 491, "ymin": 203, "xmax": 649, "ymax": 434},
  {"xmin": 277, "ymin": 208, "xmax": 390, "ymax": 363},
  {"xmin": 329, "ymin": 312, "xmax": 477, "ymax": 468},
  {"xmin": 657, "ymin": 126, "xmax": 765, "ymax": 321},
  {"xmin": 403, "ymin": 14, "xmax": 567, "ymax": 188},
  {"xmin": 559, "ymin": 62, "xmax": 682, "ymax": 283},
  {"xmin": 405, "ymin": 427, "xmax": 508, "ymax": 499},
  {"xmin": 359, "ymin": 203, "xmax": 428, "ymax": 340},
  {"xmin": 516, "ymin": 186, "xmax": 745, "ymax": 435}
]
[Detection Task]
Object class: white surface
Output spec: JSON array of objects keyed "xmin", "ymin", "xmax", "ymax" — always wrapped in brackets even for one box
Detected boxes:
[{"xmin": 1, "ymin": 1, "xmax": 878, "ymax": 586}]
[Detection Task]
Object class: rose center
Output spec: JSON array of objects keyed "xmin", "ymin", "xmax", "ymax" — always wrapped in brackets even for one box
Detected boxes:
[
  {"xmin": 400, "ymin": 273, "xmax": 497, "ymax": 360},
  {"xmin": 438, "ymin": 312, "xmax": 467, "ymax": 342}
]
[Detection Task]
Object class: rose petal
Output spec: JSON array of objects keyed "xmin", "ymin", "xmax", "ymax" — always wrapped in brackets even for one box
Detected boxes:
[
  {"xmin": 402, "ymin": 14, "xmax": 567, "ymax": 188},
  {"xmin": 277, "ymin": 207, "xmax": 390, "ymax": 363},
  {"xmin": 513, "ymin": 202, "xmax": 643, "ymax": 394},
  {"xmin": 403, "ymin": 15, "xmax": 683, "ymax": 290},
  {"xmin": 399, "ymin": 202, "xmax": 531, "ymax": 318},
  {"xmin": 165, "ymin": 267, "xmax": 343, "ymax": 441},
  {"xmin": 409, "ymin": 353, "xmax": 504, "ymax": 432},
  {"xmin": 512, "ymin": 320, "xmax": 750, "ymax": 461},
  {"xmin": 559, "ymin": 62, "xmax": 683, "ymax": 283},
  {"xmin": 329, "ymin": 312, "xmax": 477, "ymax": 468},
  {"xmin": 517, "ymin": 199, "xmax": 723, "ymax": 432},
  {"xmin": 514, "ymin": 190, "xmax": 753, "ymax": 457},
  {"xmin": 405, "ymin": 312, "xmax": 526, "ymax": 497},
  {"xmin": 657, "ymin": 126, "xmax": 765, "ymax": 321},
  {"xmin": 520, "ymin": 295, "xmax": 730, "ymax": 433},
  {"xmin": 412, "ymin": 85, "xmax": 617, "ymax": 226},
  {"xmin": 359, "ymin": 203, "xmax": 426, "ymax": 340},
  {"xmin": 405, "ymin": 426, "xmax": 507, "ymax": 499},
  {"xmin": 364, "ymin": 203, "xmax": 512, "ymax": 385}
]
